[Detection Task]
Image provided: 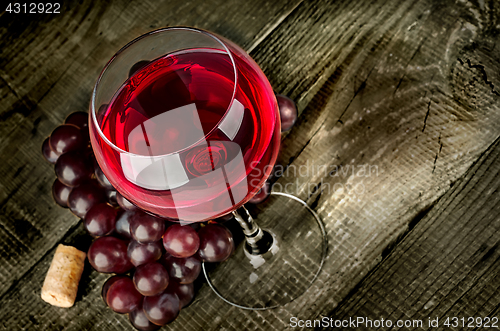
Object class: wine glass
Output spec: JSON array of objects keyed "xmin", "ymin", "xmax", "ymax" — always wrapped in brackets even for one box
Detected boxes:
[{"xmin": 89, "ymin": 27, "xmax": 326, "ymax": 309}]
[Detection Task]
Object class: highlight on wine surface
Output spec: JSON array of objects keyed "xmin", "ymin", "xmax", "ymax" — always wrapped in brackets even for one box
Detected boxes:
[{"xmin": 90, "ymin": 27, "xmax": 281, "ymax": 222}]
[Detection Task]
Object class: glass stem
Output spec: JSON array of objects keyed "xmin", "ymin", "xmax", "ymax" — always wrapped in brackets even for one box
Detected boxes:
[{"xmin": 233, "ymin": 206, "xmax": 273, "ymax": 255}]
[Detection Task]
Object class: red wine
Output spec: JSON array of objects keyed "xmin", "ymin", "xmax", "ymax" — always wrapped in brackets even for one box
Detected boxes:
[{"xmin": 91, "ymin": 47, "xmax": 280, "ymax": 222}]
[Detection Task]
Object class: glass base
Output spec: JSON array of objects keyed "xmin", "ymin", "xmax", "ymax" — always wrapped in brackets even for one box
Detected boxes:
[{"xmin": 202, "ymin": 192, "xmax": 327, "ymax": 310}]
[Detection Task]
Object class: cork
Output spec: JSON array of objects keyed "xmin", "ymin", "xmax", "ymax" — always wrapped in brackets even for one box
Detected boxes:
[{"xmin": 41, "ymin": 244, "xmax": 86, "ymax": 308}]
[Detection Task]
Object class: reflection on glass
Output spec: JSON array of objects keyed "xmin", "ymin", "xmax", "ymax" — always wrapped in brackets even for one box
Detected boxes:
[{"xmin": 119, "ymin": 99, "xmax": 248, "ymax": 220}]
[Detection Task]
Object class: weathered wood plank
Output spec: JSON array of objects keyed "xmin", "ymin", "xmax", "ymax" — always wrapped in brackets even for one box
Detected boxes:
[
  {"xmin": 266, "ymin": 0, "xmax": 500, "ymax": 328},
  {"xmin": 0, "ymin": 0, "xmax": 301, "ymax": 110},
  {"xmin": 320, "ymin": 136, "xmax": 500, "ymax": 330},
  {"xmin": 0, "ymin": 223, "xmax": 120, "ymax": 330},
  {"xmin": 0, "ymin": 78, "xmax": 65, "ymax": 297},
  {"xmin": 0, "ymin": 0, "xmax": 301, "ymax": 298},
  {"xmin": 199, "ymin": 0, "xmax": 500, "ymax": 328}
]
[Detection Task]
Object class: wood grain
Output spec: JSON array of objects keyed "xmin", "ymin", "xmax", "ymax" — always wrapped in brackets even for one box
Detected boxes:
[
  {"xmin": 320, "ymin": 136, "xmax": 500, "ymax": 330},
  {"xmin": 1, "ymin": 0, "xmax": 500, "ymax": 330},
  {"xmin": 268, "ymin": 0, "xmax": 500, "ymax": 327},
  {"xmin": 0, "ymin": 0, "xmax": 301, "ymax": 298}
]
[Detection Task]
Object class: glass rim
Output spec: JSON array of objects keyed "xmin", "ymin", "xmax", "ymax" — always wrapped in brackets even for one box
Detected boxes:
[{"xmin": 90, "ymin": 26, "xmax": 238, "ymax": 158}]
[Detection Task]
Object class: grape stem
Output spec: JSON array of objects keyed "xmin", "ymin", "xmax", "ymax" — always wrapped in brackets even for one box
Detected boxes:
[{"xmin": 233, "ymin": 207, "xmax": 273, "ymax": 255}]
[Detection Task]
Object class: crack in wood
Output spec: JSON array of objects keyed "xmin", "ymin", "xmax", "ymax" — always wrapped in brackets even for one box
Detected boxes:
[
  {"xmin": 422, "ymin": 100, "xmax": 431, "ymax": 132},
  {"xmin": 338, "ymin": 65, "xmax": 376, "ymax": 124},
  {"xmin": 432, "ymin": 132, "xmax": 443, "ymax": 174},
  {"xmin": 465, "ymin": 58, "xmax": 500, "ymax": 96},
  {"xmin": 479, "ymin": 243, "xmax": 499, "ymax": 263},
  {"xmin": 13, "ymin": 165, "xmax": 25, "ymax": 178},
  {"xmin": 393, "ymin": 35, "xmax": 428, "ymax": 96}
]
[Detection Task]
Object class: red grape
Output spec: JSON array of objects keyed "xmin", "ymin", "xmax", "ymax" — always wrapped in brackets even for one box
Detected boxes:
[
  {"xmin": 42, "ymin": 137, "xmax": 59, "ymax": 164},
  {"xmin": 94, "ymin": 163, "xmax": 115, "ymax": 191},
  {"xmin": 128, "ymin": 240, "xmax": 163, "ymax": 267},
  {"xmin": 65, "ymin": 111, "xmax": 89, "ymax": 130},
  {"xmin": 68, "ymin": 181, "xmax": 106, "ymax": 218},
  {"xmin": 65, "ymin": 111, "xmax": 90, "ymax": 141},
  {"xmin": 88, "ymin": 236, "xmax": 133, "ymax": 273},
  {"xmin": 248, "ymin": 182, "xmax": 271, "ymax": 204},
  {"xmin": 130, "ymin": 211, "xmax": 165, "ymax": 243},
  {"xmin": 198, "ymin": 223, "xmax": 234, "ymax": 262},
  {"xmin": 117, "ymin": 192, "xmax": 137, "ymax": 211},
  {"xmin": 52, "ymin": 179, "xmax": 72, "ymax": 208},
  {"xmin": 115, "ymin": 210, "xmax": 134, "ymax": 239},
  {"xmin": 162, "ymin": 224, "xmax": 199, "ymax": 258},
  {"xmin": 129, "ymin": 301, "xmax": 160, "ymax": 331},
  {"xmin": 101, "ymin": 275, "xmax": 128, "ymax": 306},
  {"xmin": 54, "ymin": 151, "xmax": 93, "ymax": 187},
  {"xmin": 84, "ymin": 203, "xmax": 117, "ymax": 237},
  {"xmin": 106, "ymin": 276, "xmax": 143, "ymax": 313},
  {"xmin": 277, "ymin": 94, "xmax": 297, "ymax": 132},
  {"xmin": 133, "ymin": 262, "xmax": 169, "ymax": 296},
  {"xmin": 129, "ymin": 60, "xmax": 150, "ymax": 78},
  {"xmin": 49, "ymin": 124, "xmax": 85, "ymax": 155},
  {"xmin": 168, "ymin": 281, "xmax": 194, "ymax": 308},
  {"xmin": 143, "ymin": 289, "xmax": 180, "ymax": 326},
  {"xmin": 161, "ymin": 254, "xmax": 201, "ymax": 284}
]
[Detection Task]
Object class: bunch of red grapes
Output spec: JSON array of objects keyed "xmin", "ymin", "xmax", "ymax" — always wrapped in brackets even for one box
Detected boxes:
[{"xmin": 42, "ymin": 113, "xmax": 235, "ymax": 330}]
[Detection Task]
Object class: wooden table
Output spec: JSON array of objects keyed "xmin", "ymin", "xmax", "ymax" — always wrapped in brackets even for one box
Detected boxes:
[{"xmin": 1, "ymin": 0, "xmax": 500, "ymax": 329}]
